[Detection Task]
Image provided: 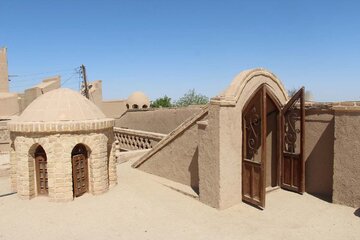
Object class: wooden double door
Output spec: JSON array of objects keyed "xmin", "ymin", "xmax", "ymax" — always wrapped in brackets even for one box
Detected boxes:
[{"xmin": 242, "ymin": 86, "xmax": 305, "ymax": 209}]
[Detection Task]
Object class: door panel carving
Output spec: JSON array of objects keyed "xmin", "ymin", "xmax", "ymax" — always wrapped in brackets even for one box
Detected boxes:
[
  {"xmin": 242, "ymin": 87, "xmax": 266, "ymax": 208},
  {"xmin": 281, "ymin": 87, "xmax": 305, "ymax": 193}
]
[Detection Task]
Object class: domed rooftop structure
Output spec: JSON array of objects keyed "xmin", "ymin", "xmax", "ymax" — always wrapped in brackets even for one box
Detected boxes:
[
  {"xmin": 8, "ymin": 88, "xmax": 117, "ymax": 202},
  {"xmin": 8, "ymin": 88, "xmax": 114, "ymax": 133},
  {"xmin": 126, "ymin": 91, "xmax": 150, "ymax": 109}
]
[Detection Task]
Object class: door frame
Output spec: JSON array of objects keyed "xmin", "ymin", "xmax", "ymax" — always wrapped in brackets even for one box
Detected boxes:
[{"xmin": 241, "ymin": 84, "xmax": 304, "ymax": 208}]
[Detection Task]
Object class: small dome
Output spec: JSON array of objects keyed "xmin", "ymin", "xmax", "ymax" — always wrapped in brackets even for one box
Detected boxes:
[
  {"xmin": 18, "ymin": 88, "xmax": 106, "ymax": 122},
  {"xmin": 126, "ymin": 91, "xmax": 150, "ymax": 109}
]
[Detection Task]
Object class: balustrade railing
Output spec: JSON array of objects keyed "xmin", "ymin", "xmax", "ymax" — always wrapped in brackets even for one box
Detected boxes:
[{"xmin": 114, "ymin": 127, "xmax": 166, "ymax": 151}]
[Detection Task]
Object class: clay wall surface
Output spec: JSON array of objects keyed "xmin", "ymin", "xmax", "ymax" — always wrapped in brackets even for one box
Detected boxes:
[
  {"xmin": 0, "ymin": 93, "xmax": 19, "ymax": 116},
  {"xmin": 102, "ymin": 99, "xmax": 127, "ymax": 118},
  {"xmin": 137, "ymin": 113, "xmax": 207, "ymax": 193},
  {"xmin": 198, "ymin": 105, "xmax": 220, "ymax": 208},
  {"xmin": 304, "ymin": 108, "xmax": 334, "ymax": 201},
  {"xmin": 116, "ymin": 106, "xmax": 203, "ymax": 134},
  {"xmin": 333, "ymin": 111, "xmax": 360, "ymax": 208},
  {"xmin": 23, "ymin": 76, "xmax": 61, "ymax": 110},
  {"xmin": 0, "ymin": 48, "xmax": 9, "ymax": 92},
  {"xmin": 88, "ymin": 80, "xmax": 103, "ymax": 110}
]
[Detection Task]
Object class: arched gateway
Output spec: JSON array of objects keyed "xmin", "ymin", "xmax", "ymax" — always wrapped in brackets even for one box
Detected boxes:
[
  {"xmin": 132, "ymin": 68, "xmax": 306, "ymax": 210},
  {"xmin": 241, "ymin": 84, "xmax": 305, "ymax": 208},
  {"xmin": 198, "ymin": 68, "xmax": 306, "ymax": 209}
]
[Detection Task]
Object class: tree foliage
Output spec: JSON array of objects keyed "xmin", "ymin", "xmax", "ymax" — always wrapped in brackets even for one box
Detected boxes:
[
  {"xmin": 288, "ymin": 87, "xmax": 313, "ymax": 101},
  {"xmin": 150, "ymin": 95, "xmax": 173, "ymax": 108},
  {"xmin": 174, "ymin": 89, "xmax": 209, "ymax": 107}
]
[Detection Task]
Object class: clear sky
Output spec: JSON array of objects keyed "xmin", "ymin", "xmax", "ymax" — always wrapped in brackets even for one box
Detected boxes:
[{"xmin": 1, "ymin": 0, "xmax": 360, "ymax": 102}]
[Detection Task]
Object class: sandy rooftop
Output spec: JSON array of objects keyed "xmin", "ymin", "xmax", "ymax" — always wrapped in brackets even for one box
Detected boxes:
[{"xmin": 0, "ymin": 155, "xmax": 359, "ymax": 240}]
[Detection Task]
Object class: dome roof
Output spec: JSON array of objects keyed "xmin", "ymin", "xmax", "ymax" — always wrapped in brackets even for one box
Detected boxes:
[
  {"xmin": 18, "ymin": 88, "xmax": 106, "ymax": 122},
  {"xmin": 127, "ymin": 91, "xmax": 150, "ymax": 109},
  {"xmin": 8, "ymin": 88, "xmax": 114, "ymax": 133}
]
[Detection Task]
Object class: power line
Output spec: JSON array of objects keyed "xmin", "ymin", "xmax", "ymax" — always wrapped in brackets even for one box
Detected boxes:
[
  {"xmin": 10, "ymin": 68, "xmax": 76, "ymax": 78},
  {"xmin": 10, "ymin": 67, "xmax": 80, "ymax": 87},
  {"xmin": 60, "ymin": 73, "xmax": 78, "ymax": 87}
]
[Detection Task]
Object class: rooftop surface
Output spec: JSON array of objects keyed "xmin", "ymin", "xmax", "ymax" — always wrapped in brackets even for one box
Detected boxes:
[
  {"xmin": 0, "ymin": 157, "xmax": 359, "ymax": 240},
  {"xmin": 16, "ymin": 88, "xmax": 106, "ymax": 122}
]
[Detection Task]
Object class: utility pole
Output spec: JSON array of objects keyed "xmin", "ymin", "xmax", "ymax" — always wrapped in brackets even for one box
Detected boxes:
[{"xmin": 80, "ymin": 64, "xmax": 89, "ymax": 99}]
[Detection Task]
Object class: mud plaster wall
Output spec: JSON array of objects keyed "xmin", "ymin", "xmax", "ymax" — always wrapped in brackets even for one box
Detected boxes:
[
  {"xmin": 333, "ymin": 111, "xmax": 360, "ymax": 208},
  {"xmin": 0, "ymin": 94, "xmax": 19, "ymax": 116},
  {"xmin": 116, "ymin": 106, "xmax": 203, "ymax": 134},
  {"xmin": 23, "ymin": 77, "xmax": 60, "ymax": 111},
  {"xmin": 102, "ymin": 100, "xmax": 127, "ymax": 119},
  {"xmin": 137, "ymin": 114, "xmax": 207, "ymax": 193},
  {"xmin": 0, "ymin": 48, "xmax": 9, "ymax": 92},
  {"xmin": 304, "ymin": 109, "xmax": 334, "ymax": 201},
  {"xmin": 198, "ymin": 105, "xmax": 220, "ymax": 208}
]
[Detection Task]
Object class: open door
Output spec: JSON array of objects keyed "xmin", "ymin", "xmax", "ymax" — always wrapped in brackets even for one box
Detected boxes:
[
  {"xmin": 242, "ymin": 86, "xmax": 267, "ymax": 208},
  {"xmin": 281, "ymin": 87, "xmax": 305, "ymax": 193}
]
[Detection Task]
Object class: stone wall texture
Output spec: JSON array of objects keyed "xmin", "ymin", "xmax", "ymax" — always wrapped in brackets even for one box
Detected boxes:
[
  {"xmin": 0, "ymin": 124, "xmax": 10, "ymax": 153},
  {"xmin": 10, "ymin": 128, "xmax": 116, "ymax": 202}
]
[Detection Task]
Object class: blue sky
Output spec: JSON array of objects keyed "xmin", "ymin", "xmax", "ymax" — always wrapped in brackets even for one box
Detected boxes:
[{"xmin": 1, "ymin": 0, "xmax": 360, "ymax": 101}]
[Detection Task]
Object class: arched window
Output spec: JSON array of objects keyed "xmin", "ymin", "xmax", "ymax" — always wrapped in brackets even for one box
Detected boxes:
[
  {"xmin": 132, "ymin": 104, "xmax": 139, "ymax": 109},
  {"xmin": 142, "ymin": 104, "xmax": 148, "ymax": 109}
]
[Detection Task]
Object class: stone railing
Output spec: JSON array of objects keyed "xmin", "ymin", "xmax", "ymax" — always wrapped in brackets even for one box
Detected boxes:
[{"xmin": 114, "ymin": 127, "xmax": 167, "ymax": 151}]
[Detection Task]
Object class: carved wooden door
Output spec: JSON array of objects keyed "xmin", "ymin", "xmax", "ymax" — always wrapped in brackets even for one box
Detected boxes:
[
  {"xmin": 242, "ymin": 87, "xmax": 267, "ymax": 208},
  {"xmin": 35, "ymin": 152, "xmax": 48, "ymax": 195},
  {"xmin": 281, "ymin": 87, "xmax": 305, "ymax": 193},
  {"xmin": 72, "ymin": 154, "xmax": 88, "ymax": 197}
]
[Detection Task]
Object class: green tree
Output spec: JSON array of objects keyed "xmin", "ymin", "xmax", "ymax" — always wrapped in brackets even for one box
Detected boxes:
[
  {"xmin": 175, "ymin": 89, "xmax": 209, "ymax": 107},
  {"xmin": 150, "ymin": 95, "xmax": 173, "ymax": 108}
]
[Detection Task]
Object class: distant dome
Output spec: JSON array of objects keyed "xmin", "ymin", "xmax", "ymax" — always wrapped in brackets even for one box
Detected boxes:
[
  {"xmin": 126, "ymin": 91, "xmax": 150, "ymax": 109},
  {"xmin": 8, "ymin": 88, "xmax": 114, "ymax": 133}
]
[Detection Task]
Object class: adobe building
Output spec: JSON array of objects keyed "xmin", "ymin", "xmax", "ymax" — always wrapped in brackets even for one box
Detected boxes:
[
  {"xmin": 126, "ymin": 91, "xmax": 150, "ymax": 110},
  {"xmin": 132, "ymin": 68, "xmax": 360, "ymax": 210},
  {"xmin": 0, "ymin": 47, "xmax": 150, "ymax": 121},
  {"xmin": 7, "ymin": 88, "xmax": 117, "ymax": 201}
]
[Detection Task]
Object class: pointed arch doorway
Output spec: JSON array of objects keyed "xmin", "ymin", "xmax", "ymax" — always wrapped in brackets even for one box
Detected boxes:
[
  {"xmin": 242, "ymin": 85, "xmax": 305, "ymax": 209},
  {"xmin": 35, "ymin": 145, "xmax": 48, "ymax": 195},
  {"xmin": 71, "ymin": 144, "xmax": 89, "ymax": 197}
]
